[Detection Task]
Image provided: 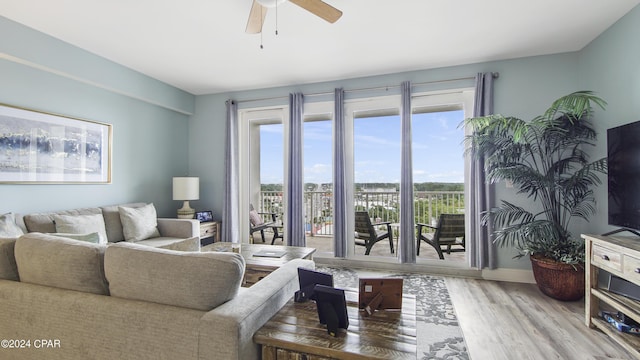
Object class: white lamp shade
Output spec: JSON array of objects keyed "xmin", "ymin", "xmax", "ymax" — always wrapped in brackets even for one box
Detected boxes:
[{"xmin": 173, "ymin": 177, "xmax": 200, "ymax": 201}]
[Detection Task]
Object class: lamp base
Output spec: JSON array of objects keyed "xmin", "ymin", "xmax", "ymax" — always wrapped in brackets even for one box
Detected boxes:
[{"xmin": 177, "ymin": 201, "xmax": 195, "ymax": 219}]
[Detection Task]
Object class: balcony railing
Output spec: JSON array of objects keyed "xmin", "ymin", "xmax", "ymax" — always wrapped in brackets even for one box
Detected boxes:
[{"xmin": 257, "ymin": 190, "xmax": 464, "ymax": 236}]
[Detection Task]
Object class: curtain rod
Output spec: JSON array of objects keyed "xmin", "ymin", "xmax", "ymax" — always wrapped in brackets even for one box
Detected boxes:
[{"xmin": 235, "ymin": 73, "xmax": 498, "ymax": 105}]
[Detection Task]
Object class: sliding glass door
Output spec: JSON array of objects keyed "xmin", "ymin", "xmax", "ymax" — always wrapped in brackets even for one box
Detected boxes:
[
  {"xmin": 237, "ymin": 89, "xmax": 474, "ymax": 265},
  {"xmin": 345, "ymin": 96, "xmax": 401, "ymax": 258},
  {"xmin": 303, "ymin": 115, "xmax": 334, "ymax": 254},
  {"xmin": 239, "ymin": 108, "xmax": 287, "ymax": 244},
  {"xmin": 412, "ymin": 91, "xmax": 474, "ymax": 263},
  {"xmin": 352, "ymin": 112, "xmax": 401, "ymax": 257}
]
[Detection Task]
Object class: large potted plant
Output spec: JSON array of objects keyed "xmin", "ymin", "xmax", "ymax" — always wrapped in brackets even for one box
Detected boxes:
[{"xmin": 466, "ymin": 91, "xmax": 607, "ymax": 301}]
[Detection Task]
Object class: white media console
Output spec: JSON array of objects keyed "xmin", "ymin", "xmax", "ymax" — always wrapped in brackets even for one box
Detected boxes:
[{"xmin": 583, "ymin": 233, "xmax": 640, "ymax": 357}]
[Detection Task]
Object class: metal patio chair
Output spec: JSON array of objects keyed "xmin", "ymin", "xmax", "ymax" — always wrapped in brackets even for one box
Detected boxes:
[
  {"xmin": 416, "ymin": 213, "xmax": 465, "ymax": 259},
  {"xmin": 354, "ymin": 211, "xmax": 394, "ymax": 255},
  {"xmin": 249, "ymin": 204, "xmax": 282, "ymax": 244}
]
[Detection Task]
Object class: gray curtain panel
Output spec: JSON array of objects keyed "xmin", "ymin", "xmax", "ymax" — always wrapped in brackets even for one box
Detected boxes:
[
  {"xmin": 223, "ymin": 100, "xmax": 240, "ymax": 244},
  {"xmin": 286, "ymin": 93, "xmax": 306, "ymax": 247},
  {"xmin": 333, "ymin": 88, "xmax": 348, "ymax": 257},
  {"xmin": 399, "ymin": 81, "xmax": 416, "ymax": 263},
  {"xmin": 469, "ymin": 72, "xmax": 497, "ymax": 269}
]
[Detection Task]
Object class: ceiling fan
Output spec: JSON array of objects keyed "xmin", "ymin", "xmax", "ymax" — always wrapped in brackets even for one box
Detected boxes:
[{"xmin": 245, "ymin": 0, "xmax": 342, "ymax": 34}]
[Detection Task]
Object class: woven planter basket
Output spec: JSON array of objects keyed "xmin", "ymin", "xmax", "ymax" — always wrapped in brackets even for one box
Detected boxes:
[{"xmin": 530, "ymin": 254, "xmax": 585, "ymax": 301}]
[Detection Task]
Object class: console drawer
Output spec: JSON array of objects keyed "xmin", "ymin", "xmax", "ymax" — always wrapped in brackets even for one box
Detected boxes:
[
  {"xmin": 200, "ymin": 223, "xmax": 216, "ymax": 238},
  {"xmin": 592, "ymin": 243, "xmax": 622, "ymax": 273},
  {"xmin": 623, "ymin": 254, "xmax": 640, "ymax": 287}
]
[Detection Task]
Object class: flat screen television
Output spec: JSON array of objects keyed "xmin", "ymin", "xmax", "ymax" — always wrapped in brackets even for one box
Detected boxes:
[{"xmin": 607, "ymin": 120, "xmax": 640, "ymax": 236}]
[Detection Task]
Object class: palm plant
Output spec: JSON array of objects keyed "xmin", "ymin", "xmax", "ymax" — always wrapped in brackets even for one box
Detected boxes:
[{"xmin": 465, "ymin": 91, "xmax": 607, "ymax": 264}]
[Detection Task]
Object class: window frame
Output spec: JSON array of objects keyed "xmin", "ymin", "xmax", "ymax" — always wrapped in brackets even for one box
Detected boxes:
[
  {"xmin": 235, "ymin": 87, "xmax": 475, "ymax": 262},
  {"xmin": 238, "ymin": 106, "xmax": 288, "ymax": 243}
]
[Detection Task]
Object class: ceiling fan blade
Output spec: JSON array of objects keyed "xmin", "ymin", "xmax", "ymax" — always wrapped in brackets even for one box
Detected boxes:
[
  {"xmin": 245, "ymin": 0, "xmax": 268, "ymax": 34},
  {"xmin": 289, "ymin": 0, "xmax": 342, "ymax": 23}
]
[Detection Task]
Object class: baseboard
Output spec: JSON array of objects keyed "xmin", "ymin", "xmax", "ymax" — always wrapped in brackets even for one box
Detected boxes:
[{"xmin": 481, "ymin": 268, "xmax": 535, "ymax": 283}]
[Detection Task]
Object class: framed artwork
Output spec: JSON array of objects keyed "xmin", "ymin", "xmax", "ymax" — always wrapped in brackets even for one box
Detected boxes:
[{"xmin": 0, "ymin": 103, "xmax": 112, "ymax": 184}]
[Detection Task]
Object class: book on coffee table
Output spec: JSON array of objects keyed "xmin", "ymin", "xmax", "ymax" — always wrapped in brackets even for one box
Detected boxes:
[{"xmin": 253, "ymin": 249, "xmax": 287, "ymax": 258}]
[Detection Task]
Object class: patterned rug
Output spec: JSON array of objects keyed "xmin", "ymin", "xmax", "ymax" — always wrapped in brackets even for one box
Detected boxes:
[{"xmin": 316, "ymin": 266, "xmax": 469, "ymax": 360}]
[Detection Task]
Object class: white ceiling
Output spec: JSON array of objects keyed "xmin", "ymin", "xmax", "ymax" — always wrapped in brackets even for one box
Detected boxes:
[{"xmin": 1, "ymin": 0, "xmax": 638, "ymax": 95}]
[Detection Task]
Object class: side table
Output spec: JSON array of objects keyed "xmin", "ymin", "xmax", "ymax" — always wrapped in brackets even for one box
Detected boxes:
[
  {"xmin": 199, "ymin": 221, "xmax": 220, "ymax": 246},
  {"xmin": 254, "ymin": 289, "xmax": 416, "ymax": 359},
  {"xmin": 203, "ymin": 243, "xmax": 316, "ymax": 287}
]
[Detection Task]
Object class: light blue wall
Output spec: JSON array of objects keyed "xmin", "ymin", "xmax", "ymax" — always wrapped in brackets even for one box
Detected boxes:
[
  {"xmin": 0, "ymin": 16, "xmax": 196, "ymax": 217},
  {"xmin": 577, "ymin": 5, "xmax": 640, "ymax": 236}
]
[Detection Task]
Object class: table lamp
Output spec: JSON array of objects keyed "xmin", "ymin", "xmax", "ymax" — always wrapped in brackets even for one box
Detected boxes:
[{"xmin": 173, "ymin": 177, "xmax": 199, "ymax": 219}]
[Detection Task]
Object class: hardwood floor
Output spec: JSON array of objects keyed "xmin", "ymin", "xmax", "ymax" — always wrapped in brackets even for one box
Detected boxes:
[
  {"xmin": 446, "ymin": 277, "xmax": 634, "ymax": 359},
  {"xmin": 254, "ymin": 232, "xmax": 633, "ymax": 358}
]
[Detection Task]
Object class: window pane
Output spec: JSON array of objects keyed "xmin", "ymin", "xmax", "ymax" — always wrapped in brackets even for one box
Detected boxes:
[
  {"xmin": 304, "ymin": 120, "xmax": 333, "ymax": 252},
  {"xmin": 260, "ymin": 123, "xmax": 283, "ymax": 184},
  {"xmin": 354, "ymin": 115, "xmax": 401, "ymax": 184},
  {"xmin": 353, "ymin": 114, "xmax": 400, "ymax": 257},
  {"xmin": 412, "ymin": 110, "xmax": 464, "ymax": 184},
  {"xmin": 412, "ymin": 110, "xmax": 466, "ymax": 263},
  {"xmin": 251, "ymin": 123, "xmax": 283, "ymax": 243}
]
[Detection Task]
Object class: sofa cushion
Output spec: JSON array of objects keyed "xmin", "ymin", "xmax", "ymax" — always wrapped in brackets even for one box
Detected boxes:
[
  {"xmin": 50, "ymin": 232, "xmax": 101, "ymax": 244},
  {"xmin": 119, "ymin": 203, "xmax": 161, "ymax": 241},
  {"xmin": 23, "ymin": 207, "xmax": 102, "ymax": 233},
  {"xmin": 136, "ymin": 236, "xmax": 199, "ymax": 251},
  {"xmin": 53, "ymin": 214, "xmax": 108, "ymax": 244},
  {"xmin": 14, "ymin": 233, "xmax": 109, "ymax": 295},
  {"xmin": 105, "ymin": 242, "xmax": 245, "ymax": 311},
  {"xmin": 0, "ymin": 238, "xmax": 19, "ymax": 281},
  {"xmin": 100, "ymin": 202, "xmax": 146, "ymax": 242},
  {"xmin": 0, "ymin": 212, "xmax": 24, "ymax": 238}
]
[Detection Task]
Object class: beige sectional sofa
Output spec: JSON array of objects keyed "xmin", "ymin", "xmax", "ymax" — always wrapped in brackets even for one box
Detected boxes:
[
  {"xmin": 0, "ymin": 233, "xmax": 314, "ymax": 359},
  {"xmin": 15, "ymin": 202, "xmax": 200, "ymax": 251}
]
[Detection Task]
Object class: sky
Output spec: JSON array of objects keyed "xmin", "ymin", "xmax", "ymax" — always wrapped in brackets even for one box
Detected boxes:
[{"xmin": 259, "ymin": 110, "xmax": 465, "ymax": 184}]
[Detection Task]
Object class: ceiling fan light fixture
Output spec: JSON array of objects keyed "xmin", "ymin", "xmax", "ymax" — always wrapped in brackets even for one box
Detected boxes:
[
  {"xmin": 256, "ymin": 0, "xmax": 287, "ymax": 8},
  {"xmin": 246, "ymin": 0, "xmax": 342, "ymax": 35}
]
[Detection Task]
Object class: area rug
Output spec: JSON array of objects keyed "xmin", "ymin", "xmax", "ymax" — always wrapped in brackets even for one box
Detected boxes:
[{"xmin": 316, "ymin": 266, "xmax": 469, "ymax": 360}]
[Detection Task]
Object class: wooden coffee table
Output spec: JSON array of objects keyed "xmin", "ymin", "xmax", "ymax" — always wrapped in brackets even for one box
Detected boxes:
[
  {"xmin": 254, "ymin": 289, "xmax": 417, "ymax": 359},
  {"xmin": 204, "ymin": 243, "xmax": 316, "ymax": 286}
]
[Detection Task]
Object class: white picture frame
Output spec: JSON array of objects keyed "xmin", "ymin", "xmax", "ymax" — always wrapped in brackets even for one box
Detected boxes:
[{"xmin": 0, "ymin": 103, "xmax": 112, "ymax": 184}]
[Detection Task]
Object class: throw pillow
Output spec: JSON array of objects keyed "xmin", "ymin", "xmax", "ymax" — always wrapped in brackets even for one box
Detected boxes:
[
  {"xmin": 24, "ymin": 207, "xmax": 102, "ymax": 233},
  {"xmin": 53, "ymin": 214, "xmax": 108, "ymax": 245},
  {"xmin": 49, "ymin": 232, "xmax": 101, "ymax": 244},
  {"xmin": 100, "ymin": 203, "xmax": 146, "ymax": 242},
  {"xmin": 0, "ymin": 213, "xmax": 24, "ymax": 238},
  {"xmin": 249, "ymin": 209, "xmax": 263, "ymax": 226},
  {"xmin": 118, "ymin": 203, "xmax": 161, "ymax": 242}
]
